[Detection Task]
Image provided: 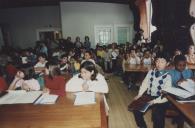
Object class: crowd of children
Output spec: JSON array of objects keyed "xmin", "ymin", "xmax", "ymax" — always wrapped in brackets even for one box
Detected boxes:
[{"xmin": 0, "ymin": 35, "xmax": 195, "ymax": 128}]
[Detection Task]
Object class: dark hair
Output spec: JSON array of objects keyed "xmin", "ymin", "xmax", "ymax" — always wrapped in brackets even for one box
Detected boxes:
[
  {"xmin": 60, "ymin": 54, "xmax": 68, "ymax": 59},
  {"xmin": 85, "ymin": 36, "xmax": 89, "ymax": 40},
  {"xmin": 79, "ymin": 61, "xmax": 98, "ymax": 81},
  {"xmin": 85, "ymin": 50, "xmax": 92, "ymax": 56},
  {"xmin": 37, "ymin": 53, "xmax": 47, "ymax": 59},
  {"xmin": 174, "ymin": 55, "xmax": 186, "ymax": 65},
  {"xmin": 46, "ymin": 62, "xmax": 61, "ymax": 79},
  {"xmin": 155, "ymin": 52, "xmax": 170, "ymax": 62}
]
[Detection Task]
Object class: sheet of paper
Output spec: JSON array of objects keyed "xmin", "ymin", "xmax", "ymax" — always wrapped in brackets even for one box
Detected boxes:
[
  {"xmin": 162, "ymin": 87, "xmax": 194, "ymax": 99},
  {"xmin": 0, "ymin": 91, "xmax": 42, "ymax": 104},
  {"xmin": 178, "ymin": 79, "xmax": 195, "ymax": 94},
  {"xmin": 35, "ymin": 94, "xmax": 58, "ymax": 104},
  {"xmin": 74, "ymin": 92, "xmax": 96, "ymax": 106},
  {"xmin": 177, "ymin": 100, "xmax": 195, "ymax": 103}
]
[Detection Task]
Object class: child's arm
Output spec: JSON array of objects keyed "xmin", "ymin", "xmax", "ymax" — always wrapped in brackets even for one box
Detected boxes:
[
  {"xmin": 89, "ymin": 74, "xmax": 108, "ymax": 93},
  {"xmin": 135, "ymin": 56, "xmax": 141, "ymax": 64},
  {"xmin": 136, "ymin": 71, "xmax": 151, "ymax": 98}
]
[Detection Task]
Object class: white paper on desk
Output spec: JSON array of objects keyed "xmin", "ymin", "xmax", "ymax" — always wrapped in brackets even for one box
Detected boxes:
[
  {"xmin": 35, "ymin": 94, "xmax": 58, "ymax": 104},
  {"xmin": 178, "ymin": 79, "xmax": 195, "ymax": 94},
  {"xmin": 177, "ymin": 100, "xmax": 195, "ymax": 103},
  {"xmin": 74, "ymin": 92, "xmax": 96, "ymax": 106},
  {"xmin": 162, "ymin": 87, "xmax": 194, "ymax": 99},
  {"xmin": 0, "ymin": 91, "xmax": 42, "ymax": 104}
]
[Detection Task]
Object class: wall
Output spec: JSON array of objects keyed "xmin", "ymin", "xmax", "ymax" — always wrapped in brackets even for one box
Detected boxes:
[
  {"xmin": 0, "ymin": 6, "xmax": 61, "ymax": 48},
  {"xmin": 60, "ymin": 2, "xmax": 134, "ymax": 47}
]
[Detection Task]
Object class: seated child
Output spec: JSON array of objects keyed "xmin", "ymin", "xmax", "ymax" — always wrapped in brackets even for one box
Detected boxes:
[
  {"xmin": 60, "ymin": 54, "xmax": 71, "ymax": 74},
  {"xmin": 8, "ymin": 70, "xmax": 40, "ymax": 91},
  {"xmin": 34, "ymin": 53, "xmax": 48, "ymax": 74},
  {"xmin": 43, "ymin": 62, "xmax": 67, "ymax": 96},
  {"xmin": 128, "ymin": 49, "xmax": 141, "ymax": 65},
  {"xmin": 141, "ymin": 50, "xmax": 152, "ymax": 65},
  {"xmin": 185, "ymin": 45, "xmax": 195, "ymax": 64},
  {"xmin": 169, "ymin": 55, "xmax": 193, "ymax": 87},
  {"xmin": 132, "ymin": 53, "xmax": 172, "ymax": 128},
  {"xmin": 172, "ymin": 49, "xmax": 182, "ymax": 61}
]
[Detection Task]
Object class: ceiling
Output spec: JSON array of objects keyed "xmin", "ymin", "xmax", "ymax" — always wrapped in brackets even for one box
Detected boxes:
[{"xmin": 0, "ymin": 0, "xmax": 131, "ymax": 9}]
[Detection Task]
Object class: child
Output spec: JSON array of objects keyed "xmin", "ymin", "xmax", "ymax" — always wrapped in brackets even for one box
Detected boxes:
[
  {"xmin": 141, "ymin": 50, "xmax": 152, "ymax": 65},
  {"xmin": 66, "ymin": 60, "xmax": 108, "ymax": 92},
  {"xmin": 60, "ymin": 54, "xmax": 71, "ymax": 74},
  {"xmin": 0, "ymin": 70, "xmax": 8, "ymax": 91},
  {"xmin": 8, "ymin": 70, "xmax": 40, "ymax": 91},
  {"xmin": 34, "ymin": 53, "xmax": 48, "ymax": 74},
  {"xmin": 169, "ymin": 55, "xmax": 193, "ymax": 87},
  {"xmin": 185, "ymin": 45, "xmax": 195, "ymax": 64},
  {"xmin": 129, "ymin": 49, "xmax": 141, "ymax": 65},
  {"xmin": 43, "ymin": 62, "xmax": 67, "ymax": 96},
  {"xmin": 172, "ymin": 49, "xmax": 182, "ymax": 61},
  {"xmin": 132, "ymin": 53, "xmax": 172, "ymax": 128}
]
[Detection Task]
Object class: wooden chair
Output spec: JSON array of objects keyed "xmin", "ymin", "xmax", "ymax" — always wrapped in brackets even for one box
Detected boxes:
[{"xmin": 165, "ymin": 105, "xmax": 184, "ymax": 128}]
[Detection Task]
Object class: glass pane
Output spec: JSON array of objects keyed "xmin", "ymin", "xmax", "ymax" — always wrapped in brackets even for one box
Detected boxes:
[{"xmin": 117, "ymin": 27, "xmax": 128, "ymax": 44}]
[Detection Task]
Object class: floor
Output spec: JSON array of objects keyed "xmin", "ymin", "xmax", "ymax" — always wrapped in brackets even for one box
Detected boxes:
[{"xmin": 106, "ymin": 75, "xmax": 190, "ymax": 128}]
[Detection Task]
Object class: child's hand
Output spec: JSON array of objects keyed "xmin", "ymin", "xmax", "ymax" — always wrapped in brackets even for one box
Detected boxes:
[
  {"xmin": 134, "ymin": 95, "xmax": 141, "ymax": 100},
  {"xmin": 148, "ymin": 100, "xmax": 154, "ymax": 105},
  {"xmin": 191, "ymin": 77, "xmax": 195, "ymax": 82},
  {"xmin": 82, "ymin": 81, "xmax": 89, "ymax": 91},
  {"xmin": 43, "ymin": 88, "xmax": 50, "ymax": 94},
  {"xmin": 177, "ymin": 79, "xmax": 187, "ymax": 85}
]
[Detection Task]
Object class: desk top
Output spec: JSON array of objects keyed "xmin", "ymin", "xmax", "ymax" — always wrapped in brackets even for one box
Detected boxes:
[
  {"xmin": 166, "ymin": 95, "xmax": 195, "ymax": 124},
  {"xmin": 0, "ymin": 93, "xmax": 107, "ymax": 128}
]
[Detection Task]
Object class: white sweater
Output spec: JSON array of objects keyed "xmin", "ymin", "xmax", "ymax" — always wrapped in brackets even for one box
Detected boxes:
[{"xmin": 66, "ymin": 73, "xmax": 108, "ymax": 93}]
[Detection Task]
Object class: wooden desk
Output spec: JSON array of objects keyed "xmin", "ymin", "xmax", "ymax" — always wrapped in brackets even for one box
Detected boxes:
[
  {"xmin": 124, "ymin": 64, "xmax": 152, "ymax": 72},
  {"xmin": 0, "ymin": 93, "xmax": 107, "ymax": 128},
  {"xmin": 166, "ymin": 95, "xmax": 195, "ymax": 125}
]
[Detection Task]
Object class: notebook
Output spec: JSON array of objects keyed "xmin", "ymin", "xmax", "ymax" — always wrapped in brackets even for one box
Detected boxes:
[
  {"xmin": 74, "ymin": 92, "xmax": 96, "ymax": 106},
  {"xmin": 0, "ymin": 90, "xmax": 42, "ymax": 104},
  {"xmin": 162, "ymin": 87, "xmax": 195, "ymax": 99},
  {"xmin": 34, "ymin": 94, "xmax": 58, "ymax": 104},
  {"xmin": 128, "ymin": 95, "xmax": 153, "ymax": 113}
]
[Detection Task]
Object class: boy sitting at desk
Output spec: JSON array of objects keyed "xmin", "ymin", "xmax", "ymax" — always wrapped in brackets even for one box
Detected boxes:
[
  {"xmin": 132, "ymin": 53, "xmax": 172, "ymax": 128},
  {"xmin": 169, "ymin": 54, "xmax": 193, "ymax": 87}
]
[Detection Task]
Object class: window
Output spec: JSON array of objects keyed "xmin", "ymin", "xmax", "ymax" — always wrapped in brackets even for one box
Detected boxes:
[
  {"xmin": 114, "ymin": 24, "xmax": 132, "ymax": 44},
  {"xmin": 94, "ymin": 25, "xmax": 113, "ymax": 45}
]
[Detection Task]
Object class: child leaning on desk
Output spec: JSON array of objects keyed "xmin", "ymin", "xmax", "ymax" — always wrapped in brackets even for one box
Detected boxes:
[
  {"xmin": 66, "ymin": 61, "xmax": 108, "ymax": 93},
  {"xmin": 66, "ymin": 61, "xmax": 109, "ymax": 114},
  {"xmin": 132, "ymin": 53, "xmax": 172, "ymax": 128},
  {"xmin": 43, "ymin": 62, "xmax": 68, "ymax": 96},
  {"xmin": 169, "ymin": 54, "xmax": 194, "ymax": 87}
]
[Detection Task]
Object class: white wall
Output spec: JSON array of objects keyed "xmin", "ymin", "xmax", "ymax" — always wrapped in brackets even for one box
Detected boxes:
[
  {"xmin": 60, "ymin": 2, "xmax": 134, "ymax": 47},
  {"xmin": 0, "ymin": 6, "xmax": 61, "ymax": 48}
]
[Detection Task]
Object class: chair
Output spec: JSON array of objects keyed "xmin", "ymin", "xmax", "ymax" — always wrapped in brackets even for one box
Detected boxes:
[{"xmin": 165, "ymin": 105, "xmax": 184, "ymax": 128}]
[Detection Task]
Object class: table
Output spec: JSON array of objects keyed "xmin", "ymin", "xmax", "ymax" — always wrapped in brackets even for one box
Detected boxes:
[
  {"xmin": 166, "ymin": 95, "xmax": 195, "ymax": 125},
  {"xmin": 0, "ymin": 93, "xmax": 107, "ymax": 128}
]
